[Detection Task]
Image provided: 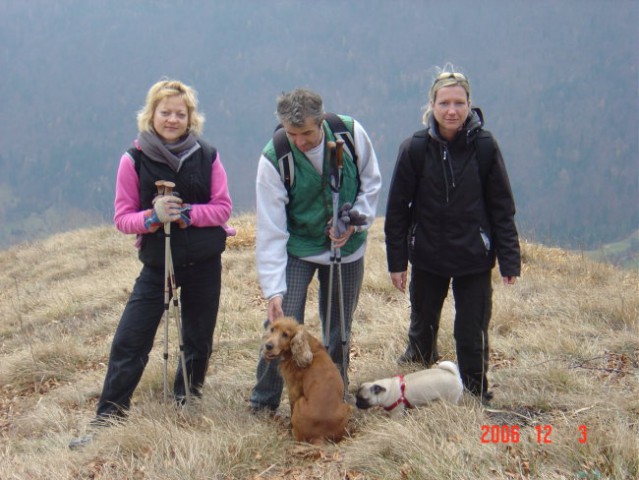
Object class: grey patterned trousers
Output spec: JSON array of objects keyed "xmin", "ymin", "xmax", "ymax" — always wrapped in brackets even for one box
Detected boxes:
[{"xmin": 250, "ymin": 255, "xmax": 364, "ymax": 410}]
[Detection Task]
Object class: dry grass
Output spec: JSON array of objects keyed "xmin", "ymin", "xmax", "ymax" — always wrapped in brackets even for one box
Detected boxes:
[{"xmin": 1, "ymin": 213, "xmax": 637, "ymax": 479}]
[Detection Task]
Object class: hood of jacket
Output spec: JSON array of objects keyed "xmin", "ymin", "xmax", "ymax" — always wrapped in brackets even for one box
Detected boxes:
[{"xmin": 427, "ymin": 107, "xmax": 484, "ymax": 145}]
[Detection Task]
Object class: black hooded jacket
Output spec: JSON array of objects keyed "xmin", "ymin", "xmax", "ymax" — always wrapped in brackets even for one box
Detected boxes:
[{"xmin": 384, "ymin": 108, "xmax": 521, "ymax": 278}]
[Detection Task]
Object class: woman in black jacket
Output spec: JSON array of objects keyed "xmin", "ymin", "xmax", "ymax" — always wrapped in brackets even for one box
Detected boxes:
[{"xmin": 384, "ymin": 67, "xmax": 520, "ymax": 404}]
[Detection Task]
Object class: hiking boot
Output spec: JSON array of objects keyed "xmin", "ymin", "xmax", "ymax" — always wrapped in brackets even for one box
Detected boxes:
[
  {"xmin": 249, "ymin": 403, "xmax": 278, "ymax": 416},
  {"xmin": 250, "ymin": 404, "xmax": 287, "ymax": 425},
  {"xmin": 397, "ymin": 351, "xmax": 434, "ymax": 366},
  {"xmin": 397, "ymin": 346, "xmax": 440, "ymax": 367},
  {"xmin": 480, "ymin": 390, "xmax": 494, "ymax": 406},
  {"xmin": 467, "ymin": 389, "xmax": 493, "ymax": 406},
  {"xmin": 397, "ymin": 352, "xmax": 422, "ymax": 365},
  {"xmin": 68, "ymin": 413, "xmax": 121, "ymax": 450},
  {"xmin": 68, "ymin": 432, "xmax": 95, "ymax": 450}
]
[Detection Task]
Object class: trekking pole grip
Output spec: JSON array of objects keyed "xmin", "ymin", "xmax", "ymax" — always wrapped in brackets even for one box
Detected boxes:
[
  {"xmin": 327, "ymin": 141, "xmax": 336, "ymax": 165},
  {"xmin": 335, "ymin": 139, "xmax": 344, "ymax": 169},
  {"xmin": 155, "ymin": 180, "xmax": 175, "ymax": 196}
]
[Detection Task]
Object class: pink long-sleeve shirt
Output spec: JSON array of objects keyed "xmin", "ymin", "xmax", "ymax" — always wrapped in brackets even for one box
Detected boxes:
[{"xmin": 114, "ymin": 148, "xmax": 233, "ymax": 242}]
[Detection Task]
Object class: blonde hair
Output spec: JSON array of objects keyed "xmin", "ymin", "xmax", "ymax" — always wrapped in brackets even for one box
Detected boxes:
[
  {"xmin": 422, "ymin": 65, "xmax": 472, "ymax": 126},
  {"xmin": 136, "ymin": 79, "xmax": 205, "ymax": 135}
]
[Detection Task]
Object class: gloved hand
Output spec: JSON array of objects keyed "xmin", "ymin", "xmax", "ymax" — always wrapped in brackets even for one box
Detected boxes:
[
  {"xmin": 152, "ymin": 194, "xmax": 183, "ymax": 223},
  {"xmin": 345, "ymin": 204, "xmax": 367, "ymax": 226},
  {"xmin": 143, "ymin": 209, "xmax": 162, "ymax": 232},
  {"xmin": 333, "ymin": 202, "xmax": 367, "ymax": 237},
  {"xmin": 177, "ymin": 204, "xmax": 192, "ymax": 229},
  {"xmin": 144, "ymin": 195, "xmax": 182, "ymax": 231}
]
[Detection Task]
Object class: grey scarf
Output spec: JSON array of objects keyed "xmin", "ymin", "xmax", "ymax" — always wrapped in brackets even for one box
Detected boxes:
[{"xmin": 137, "ymin": 130, "xmax": 200, "ymax": 172}]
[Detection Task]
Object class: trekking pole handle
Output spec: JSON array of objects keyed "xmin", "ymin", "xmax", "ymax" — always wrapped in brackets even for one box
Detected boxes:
[
  {"xmin": 327, "ymin": 141, "xmax": 340, "ymax": 192},
  {"xmin": 155, "ymin": 180, "xmax": 176, "ymax": 196},
  {"xmin": 335, "ymin": 139, "xmax": 344, "ymax": 169},
  {"xmin": 326, "ymin": 140, "xmax": 344, "ymax": 192},
  {"xmin": 327, "ymin": 141, "xmax": 336, "ymax": 163}
]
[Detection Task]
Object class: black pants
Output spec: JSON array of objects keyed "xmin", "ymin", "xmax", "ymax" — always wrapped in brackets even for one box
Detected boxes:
[
  {"xmin": 406, "ymin": 267, "xmax": 492, "ymax": 396},
  {"xmin": 95, "ymin": 256, "xmax": 222, "ymax": 420}
]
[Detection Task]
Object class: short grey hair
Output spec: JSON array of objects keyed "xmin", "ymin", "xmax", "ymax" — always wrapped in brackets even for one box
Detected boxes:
[{"xmin": 276, "ymin": 88, "xmax": 324, "ymax": 127}]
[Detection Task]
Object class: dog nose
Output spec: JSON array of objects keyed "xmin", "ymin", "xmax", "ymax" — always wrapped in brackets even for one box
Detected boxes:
[
  {"xmin": 265, "ymin": 342, "xmax": 273, "ymax": 351},
  {"xmin": 355, "ymin": 395, "xmax": 369, "ymax": 409}
]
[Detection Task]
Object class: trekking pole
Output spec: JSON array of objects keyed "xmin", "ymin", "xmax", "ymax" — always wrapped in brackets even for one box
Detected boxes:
[
  {"xmin": 155, "ymin": 180, "xmax": 190, "ymax": 404},
  {"xmin": 156, "ymin": 180, "xmax": 172, "ymax": 402},
  {"xmin": 166, "ymin": 226, "xmax": 190, "ymax": 404},
  {"xmin": 324, "ymin": 142, "xmax": 337, "ymax": 351},
  {"xmin": 333, "ymin": 140, "xmax": 348, "ymax": 390},
  {"xmin": 324, "ymin": 140, "xmax": 348, "ymax": 390}
]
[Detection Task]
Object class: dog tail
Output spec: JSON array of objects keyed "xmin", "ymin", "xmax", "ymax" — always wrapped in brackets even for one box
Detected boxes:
[{"xmin": 437, "ymin": 361, "xmax": 460, "ymax": 377}]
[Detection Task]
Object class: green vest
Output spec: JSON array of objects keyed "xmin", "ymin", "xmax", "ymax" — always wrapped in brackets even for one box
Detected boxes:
[{"xmin": 264, "ymin": 115, "xmax": 367, "ymax": 257}]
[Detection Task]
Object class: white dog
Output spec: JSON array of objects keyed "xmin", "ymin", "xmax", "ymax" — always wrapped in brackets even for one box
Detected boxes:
[{"xmin": 355, "ymin": 361, "xmax": 463, "ymax": 417}]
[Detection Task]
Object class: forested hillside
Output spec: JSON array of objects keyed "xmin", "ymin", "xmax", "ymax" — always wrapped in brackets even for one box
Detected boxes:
[{"xmin": 0, "ymin": 0, "xmax": 637, "ymax": 253}]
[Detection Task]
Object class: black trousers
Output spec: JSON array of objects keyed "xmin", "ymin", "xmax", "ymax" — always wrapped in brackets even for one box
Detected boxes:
[
  {"xmin": 406, "ymin": 267, "xmax": 492, "ymax": 396},
  {"xmin": 96, "ymin": 255, "xmax": 222, "ymax": 419}
]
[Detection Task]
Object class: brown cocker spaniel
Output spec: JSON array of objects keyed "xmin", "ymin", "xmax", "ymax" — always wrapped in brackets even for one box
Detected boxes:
[{"xmin": 262, "ymin": 316, "xmax": 351, "ymax": 444}]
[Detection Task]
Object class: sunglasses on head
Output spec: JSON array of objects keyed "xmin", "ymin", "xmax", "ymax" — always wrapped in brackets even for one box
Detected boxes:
[{"xmin": 436, "ymin": 72, "xmax": 467, "ymax": 81}]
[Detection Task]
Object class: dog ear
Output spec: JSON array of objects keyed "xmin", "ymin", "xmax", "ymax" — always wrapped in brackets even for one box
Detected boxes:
[
  {"xmin": 372, "ymin": 384, "xmax": 386, "ymax": 395},
  {"xmin": 290, "ymin": 328, "xmax": 313, "ymax": 368}
]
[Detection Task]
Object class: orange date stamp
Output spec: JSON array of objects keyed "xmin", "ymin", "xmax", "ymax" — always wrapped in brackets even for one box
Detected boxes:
[{"xmin": 480, "ymin": 425, "xmax": 588, "ymax": 444}]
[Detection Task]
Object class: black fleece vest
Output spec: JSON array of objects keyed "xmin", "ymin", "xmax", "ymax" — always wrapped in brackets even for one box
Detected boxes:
[{"xmin": 135, "ymin": 143, "xmax": 226, "ymax": 267}]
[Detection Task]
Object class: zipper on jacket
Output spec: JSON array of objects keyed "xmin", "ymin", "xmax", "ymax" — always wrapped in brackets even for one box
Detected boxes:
[
  {"xmin": 441, "ymin": 146, "xmax": 456, "ymax": 203},
  {"xmin": 409, "ymin": 223, "xmax": 417, "ymax": 249},
  {"xmin": 479, "ymin": 227, "xmax": 491, "ymax": 254}
]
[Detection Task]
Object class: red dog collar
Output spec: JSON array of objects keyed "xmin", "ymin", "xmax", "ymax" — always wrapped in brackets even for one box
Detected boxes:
[{"xmin": 383, "ymin": 374, "xmax": 414, "ymax": 411}]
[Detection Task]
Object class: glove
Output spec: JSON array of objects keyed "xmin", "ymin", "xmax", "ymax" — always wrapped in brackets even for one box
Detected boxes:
[
  {"xmin": 143, "ymin": 209, "xmax": 162, "ymax": 232},
  {"xmin": 177, "ymin": 204, "xmax": 192, "ymax": 229},
  {"xmin": 346, "ymin": 205, "xmax": 367, "ymax": 227},
  {"xmin": 152, "ymin": 194, "xmax": 182, "ymax": 224},
  {"xmin": 334, "ymin": 203, "xmax": 367, "ymax": 236}
]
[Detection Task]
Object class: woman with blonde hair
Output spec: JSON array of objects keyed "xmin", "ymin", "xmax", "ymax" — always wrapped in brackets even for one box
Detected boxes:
[
  {"xmin": 385, "ymin": 66, "xmax": 520, "ymax": 404},
  {"xmin": 70, "ymin": 79, "xmax": 233, "ymax": 448}
]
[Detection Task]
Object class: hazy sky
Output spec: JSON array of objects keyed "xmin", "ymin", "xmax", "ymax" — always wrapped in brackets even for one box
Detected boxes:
[{"xmin": 1, "ymin": 0, "xmax": 637, "ymax": 248}]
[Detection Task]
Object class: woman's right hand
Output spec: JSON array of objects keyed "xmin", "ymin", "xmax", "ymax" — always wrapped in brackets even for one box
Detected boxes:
[
  {"xmin": 153, "ymin": 195, "xmax": 183, "ymax": 223},
  {"xmin": 390, "ymin": 271, "xmax": 407, "ymax": 293}
]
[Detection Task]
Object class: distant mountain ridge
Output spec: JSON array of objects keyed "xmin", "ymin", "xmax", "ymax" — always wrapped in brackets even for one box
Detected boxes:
[{"xmin": 0, "ymin": 1, "xmax": 637, "ymax": 251}]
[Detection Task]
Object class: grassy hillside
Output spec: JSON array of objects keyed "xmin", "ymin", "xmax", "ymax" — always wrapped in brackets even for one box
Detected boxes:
[{"xmin": 1, "ymin": 214, "xmax": 637, "ymax": 480}]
